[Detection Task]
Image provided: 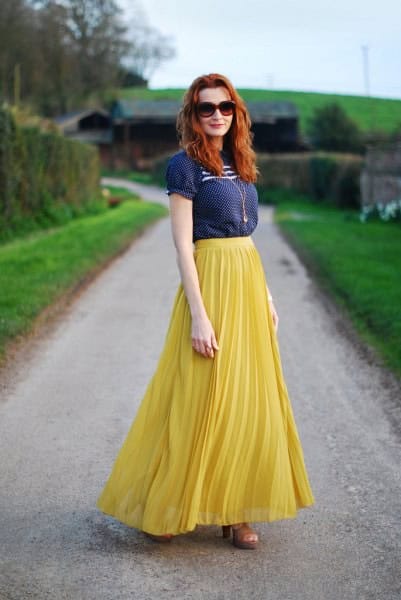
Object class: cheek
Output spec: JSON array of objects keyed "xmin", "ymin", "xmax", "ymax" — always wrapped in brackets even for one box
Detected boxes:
[
  {"xmin": 225, "ymin": 117, "xmax": 233, "ymax": 130},
  {"xmin": 199, "ymin": 119, "xmax": 210, "ymax": 133}
]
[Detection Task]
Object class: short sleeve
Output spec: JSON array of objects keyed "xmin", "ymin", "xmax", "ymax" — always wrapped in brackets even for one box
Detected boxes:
[{"xmin": 165, "ymin": 151, "xmax": 200, "ymax": 200}]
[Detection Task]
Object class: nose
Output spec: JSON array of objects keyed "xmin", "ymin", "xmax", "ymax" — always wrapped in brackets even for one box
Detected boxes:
[{"xmin": 211, "ymin": 108, "xmax": 224, "ymax": 118}]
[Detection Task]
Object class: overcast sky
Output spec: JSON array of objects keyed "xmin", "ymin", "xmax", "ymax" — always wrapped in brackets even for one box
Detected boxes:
[{"xmin": 119, "ymin": 0, "xmax": 401, "ymax": 99}]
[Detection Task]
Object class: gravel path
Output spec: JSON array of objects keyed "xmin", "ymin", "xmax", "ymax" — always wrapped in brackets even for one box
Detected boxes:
[{"xmin": 0, "ymin": 180, "xmax": 400, "ymax": 600}]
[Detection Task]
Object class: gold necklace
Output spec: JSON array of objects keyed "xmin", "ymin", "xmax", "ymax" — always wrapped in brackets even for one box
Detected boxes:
[{"xmin": 229, "ymin": 177, "xmax": 248, "ymax": 223}]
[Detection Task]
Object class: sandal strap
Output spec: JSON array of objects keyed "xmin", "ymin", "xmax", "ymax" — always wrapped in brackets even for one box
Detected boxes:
[{"xmin": 232, "ymin": 523, "xmax": 258, "ymax": 542}]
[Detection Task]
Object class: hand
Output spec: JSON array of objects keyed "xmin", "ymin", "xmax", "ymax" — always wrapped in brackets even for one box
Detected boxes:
[
  {"xmin": 191, "ymin": 315, "xmax": 219, "ymax": 358},
  {"xmin": 269, "ymin": 298, "xmax": 279, "ymax": 332}
]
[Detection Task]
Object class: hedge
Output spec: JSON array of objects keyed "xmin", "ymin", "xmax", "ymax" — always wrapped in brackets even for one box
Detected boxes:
[
  {"xmin": 150, "ymin": 151, "xmax": 363, "ymax": 209},
  {"xmin": 0, "ymin": 106, "xmax": 100, "ymax": 239},
  {"xmin": 256, "ymin": 152, "xmax": 363, "ymax": 208}
]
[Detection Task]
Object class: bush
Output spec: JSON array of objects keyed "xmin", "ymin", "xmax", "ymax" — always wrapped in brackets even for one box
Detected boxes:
[
  {"xmin": 257, "ymin": 152, "xmax": 363, "ymax": 209},
  {"xmin": 150, "ymin": 149, "xmax": 363, "ymax": 210},
  {"xmin": 150, "ymin": 153, "xmax": 171, "ymax": 188},
  {"xmin": 307, "ymin": 102, "xmax": 363, "ymax": 153},
  {"xmin": 309, "ymin": 156, "xmax": 337, "ymax": 200},
  {"xmin": 256, "ymin": 187, "xmax": 311, "ymax": 205},
  {"xmin": 0, "ymin": 105, "xmax": 101, "ymax": 241}
]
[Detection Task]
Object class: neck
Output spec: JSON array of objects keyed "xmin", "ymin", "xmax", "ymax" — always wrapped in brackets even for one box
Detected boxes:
[{"xmin": 208, "ymin": 136, "xmax": 223, "ymax": 151}]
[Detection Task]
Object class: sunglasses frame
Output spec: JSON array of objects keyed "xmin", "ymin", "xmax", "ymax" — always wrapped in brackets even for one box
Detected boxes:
[{"xmin": 196, "ymin": 101, "xmax": 236, "ymax": 118}]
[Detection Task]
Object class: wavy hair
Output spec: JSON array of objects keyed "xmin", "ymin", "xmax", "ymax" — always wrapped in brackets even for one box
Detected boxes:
[{"xmin": 177, "ymin": 74, "xmax": 258, "ymax": 182}]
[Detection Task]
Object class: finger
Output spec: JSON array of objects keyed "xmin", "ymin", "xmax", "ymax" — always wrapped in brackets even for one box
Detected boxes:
[
  {"xmin": 204, "ymin": 342, "xmax": 214, "ymax": 358},
  {"xmin": 211, "ymin": 333, "xmax": 219, "ymax": 351},
  {"xmin": 192, "ymin": 339, "xmax": 203, "ymax": 354},
  {"xmin": 193, "ymin": 337, "xmax": 208, "ymax": 357}
]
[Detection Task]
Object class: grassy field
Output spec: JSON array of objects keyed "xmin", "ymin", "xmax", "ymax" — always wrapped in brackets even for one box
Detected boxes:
[
  {"xmin": 116, "ymin": 87, "xmax": 401, "ymax": 134},
  {"xmin": 0, "ymin": 196, "xmax": 167, "ymax": 361},
  {"xmin": 273, "ymin": 195, "xmax": 401, "ymax": 378}
]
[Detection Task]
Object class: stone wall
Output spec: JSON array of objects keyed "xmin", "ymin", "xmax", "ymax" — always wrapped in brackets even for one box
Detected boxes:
[{"xmin": 360, "ymin": 144, "xmax": 401, "ymax": 207}]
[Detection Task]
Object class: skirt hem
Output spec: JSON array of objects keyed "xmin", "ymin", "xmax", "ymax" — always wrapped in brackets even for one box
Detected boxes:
[{"xmin": 96, "ymin": 502, "xmax": 315, "ymax": 536}]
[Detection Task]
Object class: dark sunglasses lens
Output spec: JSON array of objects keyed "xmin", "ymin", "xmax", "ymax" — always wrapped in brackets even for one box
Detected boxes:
[
  {"xmin": 198, "ymin": 103, "xmax": 215, "ymax": 117},
  {"xmin": 219, "ymin": 101, "xmax": 235, "ymax": 115}
]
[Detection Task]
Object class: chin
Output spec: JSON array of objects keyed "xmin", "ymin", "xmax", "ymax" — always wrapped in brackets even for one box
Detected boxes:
[{"xmin": 207, "ymin": 128, "xmax": 228, "ymax": 138}]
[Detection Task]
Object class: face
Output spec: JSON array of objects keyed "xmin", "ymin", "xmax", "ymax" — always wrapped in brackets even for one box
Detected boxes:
[{"xmin": 197, "ymin": 87, "xmax": 234, "ymax": 148}]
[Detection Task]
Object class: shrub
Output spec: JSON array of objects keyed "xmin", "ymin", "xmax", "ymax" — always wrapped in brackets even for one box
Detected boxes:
[
  {"xmin": 309, "ymin": 156, "xmax": 337, "ymax": 200},
  {"xmin": 150, "ymin": 150, "xmax": 363, "ymax": 210},
  {"xmin": 307, "ymin": 102, "xmax": 363, "ymax": 153},
  {"xmin": 0, "ymin": 105, "xmax": 101, "ymax": 241},
  {"xmin": 257, "ymin": 152, "xmax": 363, "ymax": 209},
  {"xmin": 150, "ymin": 153, "xmax": 171, "ymax": 188}
]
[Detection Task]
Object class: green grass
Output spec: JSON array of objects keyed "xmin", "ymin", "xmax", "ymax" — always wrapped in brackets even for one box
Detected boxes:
[
  {"xmin": 116, "ymin": 87, "xmax": 401, "ymax": 134},
  {"xmin": 102, "ymin": 185, "xmax": 142, "ymax": 200},
  {"xmin": 274, "ymin": 196, "xmax": 401, "ymax": 377},
  {"xmin": 101, "ymin": 169, "xmax": 154, "ymax": 185},
  {"xmin": 0, "ymin": 196, "xmax": 109, "ymax": 246},
  {"xmin": 0, "ymin": 198, "xmax": 167, "ymax": 360}
]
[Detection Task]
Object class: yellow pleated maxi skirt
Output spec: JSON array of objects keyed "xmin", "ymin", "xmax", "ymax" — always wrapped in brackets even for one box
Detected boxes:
[{"xmin": 96, "ymin": 236, "xmax": 314, "ymax": 535}]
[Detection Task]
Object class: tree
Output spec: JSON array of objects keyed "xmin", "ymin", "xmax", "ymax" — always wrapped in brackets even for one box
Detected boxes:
[
  {"xmin": 307, "ymin": 103, "xmax": 363, "ymax": 153},
  {"xmin": 1, "ymin": 0, "xmax": 176, "ymax": 115},
  {"xmin": 124, "ymin": 19, "xmax": 175, "ymax": 83},
  {"xmin": 0, "ymin": 0, "xmax": 37, "ymax": 103},
  {"xmin": 33, "ymin": 1, "xmax": 74, "ymax": 114},
  {"xmin": 66, "ymin": 0, "xmax": 130, "ymax": 96},
  {"xmin": 118, "ymin": 67, "xmax": 147, "ymax": 88}
]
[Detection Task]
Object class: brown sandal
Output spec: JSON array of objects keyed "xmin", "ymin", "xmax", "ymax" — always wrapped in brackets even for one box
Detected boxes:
[{"xmin": 222, "ymin": 523, "xmax": 259, "ymax": 549}]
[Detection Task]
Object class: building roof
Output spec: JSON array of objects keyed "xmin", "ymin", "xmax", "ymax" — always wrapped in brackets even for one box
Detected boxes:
[
  {"xmin": 246, "ymin": 101, "xmax": 298, "ymax": 122},
  {"xmin": 54, "ymin": 108, "xmax": 110, "ymax": 128},
  {"xmin": 111, "ymin": 100, "xmax": 180, "ymax": 122},
  {"xmin": 53, "ymin": 109, "xmax": 112, "ymax": 144},
  {"xmin": 110, "ymin": 99, "xmax": 298, "ymax": 124}
]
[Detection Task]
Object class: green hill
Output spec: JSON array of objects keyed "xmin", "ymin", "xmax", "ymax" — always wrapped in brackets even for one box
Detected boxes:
[{"xmin": 117, "ymin": 87, "xmax": 401, "ymax": 134}]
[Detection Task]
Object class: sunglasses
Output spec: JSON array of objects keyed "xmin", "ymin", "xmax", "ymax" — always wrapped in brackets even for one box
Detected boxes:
[{"xmin": 197, "ymin": 101, "xmax": 236, "ymax": 118}]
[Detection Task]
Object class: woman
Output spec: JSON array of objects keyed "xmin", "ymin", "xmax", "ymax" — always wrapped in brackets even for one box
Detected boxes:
[{"xmin": 97, "ymin": 73, "xmax": 314, "ymax": 550}]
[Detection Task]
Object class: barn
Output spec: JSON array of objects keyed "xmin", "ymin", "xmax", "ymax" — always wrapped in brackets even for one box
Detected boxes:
[
  {"xmin": 110, "ymin": 99, "xmax": 300, "ymax": 169},
  {"xmin": 55, "ymin": 99, "xmax": 300, "ymax": 170},
  {"xmin": 110, "ymin": 100, "xmax": 179, "ymax": 169},
  {"xmin": 53, "ymin": 109, "xmax": 112, "ymax": 165}
]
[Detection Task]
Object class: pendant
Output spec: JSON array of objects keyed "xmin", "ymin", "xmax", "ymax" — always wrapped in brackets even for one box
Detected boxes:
[{"xmin": 243, "ymin": 215, "xmax": 248, "ymax": 223}]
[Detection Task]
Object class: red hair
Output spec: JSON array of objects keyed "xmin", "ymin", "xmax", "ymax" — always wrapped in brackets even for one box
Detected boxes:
[{"xmin": 177, "ymin": 73, "xmax": 258, "ymax": 182}]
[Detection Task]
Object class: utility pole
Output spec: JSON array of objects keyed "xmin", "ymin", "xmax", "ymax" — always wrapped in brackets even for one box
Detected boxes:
[
  {"xmin": 361, "ymin": 44, "xmax": 375, "ymax": 209},
  {"xmin": 361, "ymin": 44, "xmax": 376, "ymax": 135},
  {"xmin": 265, "ymin": 73, "xmax": 275, "ymax": 90},
  {"xmin": 361, "ymin": 45, "xmax": 370, "ymax": 97}
]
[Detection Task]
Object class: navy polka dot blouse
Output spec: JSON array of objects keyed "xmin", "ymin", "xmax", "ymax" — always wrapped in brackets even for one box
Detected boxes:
[{"xmin": 165, "ymin": 150, "xmax": 258, "ymax": 242}]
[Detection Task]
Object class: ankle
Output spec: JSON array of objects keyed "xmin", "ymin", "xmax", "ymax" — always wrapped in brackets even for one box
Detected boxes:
[{"xmin": 232, "ymin": 522, "xmax": 249, "ymax": 530}]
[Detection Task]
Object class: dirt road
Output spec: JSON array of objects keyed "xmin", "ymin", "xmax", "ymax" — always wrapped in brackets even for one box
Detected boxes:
[{"xmin": 0, "ymin": 181, "xmax": 400, "ymax": 599}]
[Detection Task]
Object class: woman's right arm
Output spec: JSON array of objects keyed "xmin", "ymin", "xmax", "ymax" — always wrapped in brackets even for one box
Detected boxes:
[{"xmin": 169, "ymin": 193, "xmax": 219, "ymax": 359}]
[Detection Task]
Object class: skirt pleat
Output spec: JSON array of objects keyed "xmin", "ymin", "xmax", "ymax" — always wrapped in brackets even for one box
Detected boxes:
[{"xmin": 96, "ymin": 236, "xmax": 314, "ymax": 535}]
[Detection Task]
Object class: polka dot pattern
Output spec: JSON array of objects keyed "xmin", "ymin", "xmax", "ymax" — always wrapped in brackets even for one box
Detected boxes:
[{"xmin": 166, "ymin": 150, "xmax": 258, "ymax": 242}]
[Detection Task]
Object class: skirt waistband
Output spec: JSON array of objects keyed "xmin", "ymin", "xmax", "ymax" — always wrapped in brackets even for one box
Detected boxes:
[{"xmin": 195, "ymin": 236, "xmax": 254, "ymax": 250}]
